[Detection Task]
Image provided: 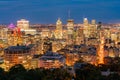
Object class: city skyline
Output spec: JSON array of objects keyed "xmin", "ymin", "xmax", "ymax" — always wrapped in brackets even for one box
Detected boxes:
[
  {"xmin": 0, "ymin": 0, "xmax": 120, "ymax": 24},
  {"xmin": 0, "ymin": 3, "xmax": 120, "ymax": 79}
]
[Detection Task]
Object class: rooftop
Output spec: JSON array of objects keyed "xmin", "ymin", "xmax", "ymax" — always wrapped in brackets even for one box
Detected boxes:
[
  {"xmin": 40, "ymin": 51, "xmax": 64, "ymax": 60},
  {"xmin": 4, "ymin": 45, "xmax": 34, "ymax": 54}
]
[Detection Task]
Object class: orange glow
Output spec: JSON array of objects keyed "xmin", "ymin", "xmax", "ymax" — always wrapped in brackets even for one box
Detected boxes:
[{"xmin": 98, "ymin": 37, "xmax": 104, "ymax": 64}]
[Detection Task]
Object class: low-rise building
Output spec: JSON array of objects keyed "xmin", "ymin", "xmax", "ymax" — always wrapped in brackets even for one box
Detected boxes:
[
  {"xmin": 39, "ymin": 51, "xmax": 65, "ymax": 69},
  {"xmin": 4, "ymin": 45, "xmax": 34, "ymax": 70}
]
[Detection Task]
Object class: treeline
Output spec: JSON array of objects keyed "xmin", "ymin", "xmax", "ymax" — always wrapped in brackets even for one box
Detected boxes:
[
  {"xmin": 0, "ymin": 64, "xmax": 72, "ymax": 80},
  {"xmin": 0, "ymin": 63, "xmax": 120, "ymax": 80},
  {"xmin": 75, "ymin": 63, "xmax": 120, "ymax": 80}
]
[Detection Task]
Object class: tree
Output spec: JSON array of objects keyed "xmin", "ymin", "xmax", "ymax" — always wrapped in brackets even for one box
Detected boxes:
[
  {"xmin": 8, "ymin": 64, "xmax": 26, "ymax": 75},
  {"xmin": 0, "ymin": 68, "xmax": 7, "ymax": 80},
  {"xmin": 8, "ymin": 64, "xmax": 26, "ymax": 80},
  {"xmin": 107, "ymin": 73, "xmax": 120, "ymax": 80},
  {"xmin": 75, "ymin": 63, "xmax": 102, "ymax": 80}
]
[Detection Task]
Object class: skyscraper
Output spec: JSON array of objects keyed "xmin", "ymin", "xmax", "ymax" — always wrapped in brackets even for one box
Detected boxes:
[
  {"xmin": 83, "ymin": 18, "xmax": 90, "ymax": 38},
  {"xmin": 17, "ymin": 19, "xmax": 29, "ymax": 30},
  {"xmin": 67, "ymin": 19, "xmax": 74, "ymax": 44},
  {"xmin": 54, "ymin": 18, "xmax": 63, "ymax": 39},
  {"xmin": 67, "ymin": 19, "xmax": 74, "ymax": 35}
]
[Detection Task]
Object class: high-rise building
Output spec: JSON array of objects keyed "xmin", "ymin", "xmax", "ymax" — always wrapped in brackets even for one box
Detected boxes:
[
  {"xmin": 67, "ymin": 19, "xmax": 74, "ymax": 44},
  {"xmin": 17, "ymin": 19, "xmax": 37, "ymax": 35},
  {"xmin": 83, "ymin": 18, "xmax": 90, "ymax": 38},
  {"xmin": 90, "ymin": 19, "xmax": 97, "ymax": 37},
  {"xmin": 83, "ymin": 18, "xmax": 98, "ymax": 38},
  {"xmin": 91, "ymin": 19, "xmax": 96, "ymax": 25},
  {"xmin": 54, "ymin": 18, "xmax": 63, "ymax": 39},
  {"xmin": 67, "ymin": 19, "xmax": 74, "ymax": 35},
  {"xmin": 17, "ymin": 19, "xmax": 29, "ymax": 30},
  {"xmin": 84, "ymin": 18, "xmax": 89, "ymax": 25}
]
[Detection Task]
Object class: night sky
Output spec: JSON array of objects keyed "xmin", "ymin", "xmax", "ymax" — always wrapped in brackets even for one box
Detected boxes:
[{"xmin": 0, "ymin": 0, "xmax": 120, "ymax": 24}]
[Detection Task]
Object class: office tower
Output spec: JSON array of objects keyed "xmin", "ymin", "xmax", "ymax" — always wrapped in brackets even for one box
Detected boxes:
[
  {"xmin": 91, "ymin": 19, "xmax": 96, "ymax": 25},
  {"xmin": 90, "ymin": 19, "xmax": 97, "ymax": 37},
  {"xmin": 67, "ymin": 19, "xmax": 74, "ymax": 36},
  {"xmin": 83, "ymin": 18, "xmax": 90, "ymax": 38},
  {"xmin": 67, "ymin": 19, "xmax": 74, "ymax": 44},
  {"xmin": 17, "ymin": 19, "xmax": 37, "ymax": 35},
  {"xmin": 54, "ymin": 18, "xmax": 63, "ymax": 39},
  {"xmin": 17, "ymin": 19, "xmax": 29, "ymax": 30}
]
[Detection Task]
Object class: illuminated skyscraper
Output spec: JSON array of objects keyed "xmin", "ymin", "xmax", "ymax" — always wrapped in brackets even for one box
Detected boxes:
[
  {"xmin": 83, "ymin": 18, "xmax": 97, "ymax": 38},
  {"xmin": 54, "ymin": 18, "xmax": 63, "ymax": 39},
  {"xmin": 67, "ymin": 19, "xmax": 74, "ymax": 35},
  {"xmin": 66, "ymin": 19, "xmax": 74, "ymax": 44},
  {"xmin": 84, "ymin": 18, "xmax": 89, "ymax": 26},
  {"xmin": 91, "ymin": 19, "xmax": 96, "ymax": 25},
  {"xmin": 90, "ymin": 19, "xmax": 97, "ymax": 37},
  {"xmin": 17, "ymin": 19, "xmax": 36, "ymax": 35},
  {"xmin": 17, "ymin": 19, "xmax": 29, "ymax": 30},
  {"xmin": 56, "ymin": 18, "xmax": 62, "ymax": 30},
  {"xmin": 83, "ymin": 18, "xmax": 90, "ymax": 38}
]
